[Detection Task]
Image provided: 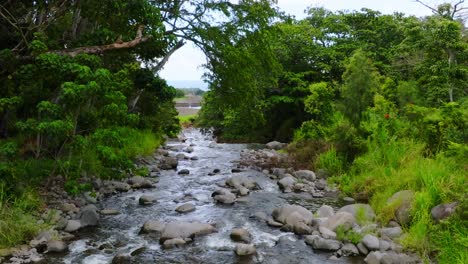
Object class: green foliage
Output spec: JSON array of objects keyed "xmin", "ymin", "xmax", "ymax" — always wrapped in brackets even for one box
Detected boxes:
[{"xmin": 336, "ymin": 225, "xmax": 363, "ymax": 244}]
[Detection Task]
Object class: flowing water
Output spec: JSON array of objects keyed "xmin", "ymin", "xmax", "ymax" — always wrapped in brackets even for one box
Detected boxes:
[{"xmin": 46, "ymin": 129, "xmax": 363, "ymax": 264}]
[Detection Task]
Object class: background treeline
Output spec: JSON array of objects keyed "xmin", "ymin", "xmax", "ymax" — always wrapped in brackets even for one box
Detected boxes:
[{"xmin": 198, "ymin": 4, "xmax": 467, "ymax": 263}]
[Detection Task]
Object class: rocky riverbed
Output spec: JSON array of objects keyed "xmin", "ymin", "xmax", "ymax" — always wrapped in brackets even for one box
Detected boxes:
[{"xmin": 0, "ymin": 129, "xmax": 423, "ymax": 264}]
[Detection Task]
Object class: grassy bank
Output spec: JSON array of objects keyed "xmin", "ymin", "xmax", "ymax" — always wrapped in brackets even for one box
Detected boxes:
[
  {"xmin": 323, "ymin": 137, "xmax": 467, "ymax": 263},
  {"xmin": 0, "ymin": 128, "xmax": 163, "ymax": 249}
]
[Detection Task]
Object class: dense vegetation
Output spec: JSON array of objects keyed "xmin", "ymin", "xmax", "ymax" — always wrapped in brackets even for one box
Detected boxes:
[
  {"xmin": 197, "ymin": 2, "xmax": 468, "ymax": 263},
  {"xmin": 0, "ymin": 0, "xmax": 466, "ymax": 263},
  {"xmin": 0, "ymin": 0, "xmax": 276, "ymax": 248}
]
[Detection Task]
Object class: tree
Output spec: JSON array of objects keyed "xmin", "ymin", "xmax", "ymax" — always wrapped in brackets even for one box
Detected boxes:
[{"xmin": 341, "ymin": 49, "xmax": 380, "ymax": 127}]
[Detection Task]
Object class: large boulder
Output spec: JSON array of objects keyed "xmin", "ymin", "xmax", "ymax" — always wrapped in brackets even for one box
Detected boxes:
[
  {"xmin": 225, "ymin": 175, "xmax": 259, "ymax": 190},
  {"xmin": 294, "ymin": 170, "xmax": 316, "ymax": 181},
  {"xmin": 212, "ymin": 189, "xmax": 236, "ymax": 204},
  {"xmin": 230, "ymin": 228, "xmax": 251, "ymax": 243},
  {"xmin": 361, "ymin": 234, "xmax": 380, "ymax": 251},
  {"xmin": 278, "ymin": 176, "xmax": 296, "ymax": 193},
  {"xmin": 127, "ymin": 176, "xmax": 153, "ymax": 189},
  {"xmin": 266, "ymin": 141, "xmax": 286, "ymax": 150},
  {"xmin": 175, "ymin": 203, "xmax": 196, "ymax": 213},
  {"xmin": 79, "ymin": 205, "xmax": 99, "ymax": 227},
  {"xmin": 323, "ymin": 212, "xmax": 356, "ymax": 231},
  {"xmin": 140, "ymin": 220, "xmax": 165, "ymax": 235},
  {"xmin": 338, "ymin": 204, "xmax": 376, "ymax": 222},
  {"xmin": 272, "ymin": 204, "xmax": 313, "ymax": 226},
  {"xmin": 235, "ymin": 244, "xmax": 256, "ymax": 256},
  {"xmin": 159, "ymin": 157, "xmax": 178, "ymax": 170},
  {"xmin": 160, "ymin": 221, "xmax": 216, "ymax": 242},
  {"xmin": 316, "ymin": 205, "xmax": 334, "ymax": 218},
  {"xmin": 387, "ymin": 190, "xmax": 415, "ymax": 225},
  {"xmin": 305, "ymin": 235, "xmax": 342, "ymax": 251},
  {"xmin": 431, "ymin": 202, "xmax": 458, "ymax": 222}
]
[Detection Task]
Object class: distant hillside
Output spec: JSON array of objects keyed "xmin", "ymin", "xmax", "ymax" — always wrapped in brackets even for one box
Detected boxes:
[{"xmin": 167, "ymin": 80, "xmax": 208, "ymax": 90}]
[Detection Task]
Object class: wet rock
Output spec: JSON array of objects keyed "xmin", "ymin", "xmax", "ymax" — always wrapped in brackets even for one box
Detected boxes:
[
  {"xmin": 183, "ymin": 146, "xmax": 194, "ymax": 153},
  {"xmin": 293, "ymin": 222, "xmax": 313, "ymax": 235},
  {"xmin": 316, "ymin": 205, "xmax": 334, "ymax": 218},
  {"xmin": 267, "ymin": 219, "xmax": 284, "ymax": 227},
  {"xmin": 226, "ymin": 175, "xmax": 259, "ymax": 190},
  {"xmin": 160, "ymin": 157, "xmax": 178, "ymax": 170},
  {"xmin": 305, "ymin": 235, "xmax": 342, "ymax": 251},
  {"xmin": 140, "ymin": 220, "xmax": 165, "ymax": 235},
  {"xmin": 230, "ymin": 228, "xmax": 251, "ymax": 243},
  {"xmin": 278, "ymin": 176, "xmax": 296, "ymax": 193},
  {"xmin": 79, "ymin": 205, "xmax": 100, "ymax": 227},
  {"xmin": 64, "ymin": 220, "xmax": 82, "ymax": 232},
  {"xmin": 112, "ymin": 253, "xmax": 131, "ymax": 264},
  {"xmin": 128, "ymin": 176, "xmax": 153, "ymax": 189},
  {"xmin": 190, "ymin": 156, "xmax": 199, "ymax": 160},
  {"xmin": 130, "ymin": 246, "xmax": 145, "ymax": 256},
  {"xmin": 342, "ymin": 197, "xmax": 356, "ymax": 204},
  {"xmin": 431, "ymin": 202, "xmax": 458, "ymax": 222},
  {"xmin": 160, "ymin": 221, "xmax": 216, "ymax": 242},
  {"xmin": 163, "ymin": 238, "xmax": 186, "ymax": 249},
  {"xmin": 341, "ymin": 243, "xmax": 359, "ymax": 256},
  {"xmin": 101, "ymin": 209, "xmax": 121, "ymax": 215},
  {"xmin": 46, "ymin": 240, "xmax": 68, "ymax": 253},
  {"xmin": 213, "ymin": 169, "xmax": 221, "ymax": 174},
  {"xmin": 110, "ymin": 181, "xmax": 131, "ymax": 192},
  {"xmin": 294, "ymin": 170, "xmax": 316, "ymax": 181},
  {"xmin": 175, "ymin": 203, "xmax": 196, "ymax": 213},
  {"xmin": 251, "ymin": 212, "xmax": 269, "ymax": 222},
  {"xmin": 157, "ymin": 149, "xmax": 169, "ymax": 156},
  {"xmin": 380, "ymin": 227, "xmax": 402, "ymax": 239},
  {"xmin": 60, "ymin": 203, "xmax": 79, "ymax": 214},
  {"xmin": 272, "ymin": 204, "xmax": 313, "ymax": 226},
  {"xmin": 266, "ymin": 141, "xmax": 286, "ymax": 150},
  {"xmin": 212, "ymin": 189, "xmax": 236, "ymax": 204},
  {"xmin": 362, "ymin": 234, "xmax": 380, "ymax": 251},
  {"xmin": 176, "ymin": 153, "xmax": 187, "ymax": 160},
  {"xmin": 323, "ymin": 212, "xmax": 356, "ymax": 231},
  {"xmin": 387, "ymin": 190, "xmax": 414, "ymax": 225},
  {"xmin": 357, "ymin": 242, "xmax": 369, "ymax": 255},
  {"xmin": 319, "ymin": 226, "xmax": 337, "ymax": 240},
  {"xmin": 178, "ymin": 169, "xmax": 190, "ymax": 175},
  {"xmin": 231, "ymin": 168, "xmax": 243, "ymax": 173},
  {"xmin": 338, "ymin": 203, "xmax": 376, "ymax": 221},
  {"xmin": 139, "ymin": 195, "xmax": 157, "ymax": 205},
  {"xmin": 234, "ymin": 244, "xmax": 256, "ymax": 256}
]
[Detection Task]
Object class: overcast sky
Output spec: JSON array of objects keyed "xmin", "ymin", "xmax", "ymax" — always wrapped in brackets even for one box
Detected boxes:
[{"xmin": 159, "ymin": 0, "xmax": 443, "ymax": 82}]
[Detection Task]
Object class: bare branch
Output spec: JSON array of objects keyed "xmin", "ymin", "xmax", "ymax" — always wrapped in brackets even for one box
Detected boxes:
[
  {"xmin": 414, "ymin": 0, "xmax": 440, "ymax": 15},
  {"xmin": 51, "ymin": 26, "xmax": 151, "ymax": 57}
]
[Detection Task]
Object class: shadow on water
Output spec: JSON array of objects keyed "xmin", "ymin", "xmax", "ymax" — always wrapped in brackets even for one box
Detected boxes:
[{"xmin": 45, "ymin": 128, "xmax": 364, "ymax": 264}]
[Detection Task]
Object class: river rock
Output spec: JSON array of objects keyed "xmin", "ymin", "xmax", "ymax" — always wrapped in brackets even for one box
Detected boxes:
[
  {"xmin": 235, "ymin": 244, "xmax": 256, "ymax": 256},
  {"xmin": 294, "ymin": 170, "xmax": 316, "ymax": 181},
  {"xmin": 380, "ymin": 252, "xmax": 421, "ymax": 264},
  {"xmin": 175, "ymin": 203, "xmax": 196, "ymax": 213},
  {"xmin": 342, "ymin": 197, "xmax": 356, "ymax": 204},
  {"xmin": 111, "ymin": 253, "xmax": 131, "ymax": 264},
  {"xmin": 305, "ymin": 235, "xmax": 342, "ymax": 251},
  {"xmin": 60, "ymin": 203, "xmax": 79, "ymax": 214},
  {"xmin": 101, "ymin": 209, "xmax": 121, "ymax": 215},
  {"xmin": 387, "ymin": 190, "xmax": 414, "ymax": 225},
  {"xmin": 226, "ymin": 175, "xmax": 259, "ymax": 190},
  {"xmin": 46, "ymin": 240, "xmax": 68, "ymax": 253},
  {"xmin": 365, "ymin": 251, "xmax": 383, "ymax": 264},
  {"xmin": 267, "ymin": 219, "xmax": 284, "ymax": 227},
  {"xmin": 176, "ymin": 153, "xmax": 187, "ymax": 160},
  {"xmin": 293, "ymin": 222, "xmax": 313, "ymax": 235},
  {"xmin": 278, "ymin": 176, "xmax": 296, "ymax": 193},
  {"xmin": 160, "ymin": 221, "xmax": 216, "ymax": 242},
  {"xmin": 212, "ymin": 189, "xmax": 236, "ymax": 204},
  {"xmin": 316, "ymin": 205, "xmax": 334, "ymax": 218},
  {"xmin": 128, "ymin": 176, "xmax": 153, "ymax": 189},
  {"xmin": 157, "ymin": 149, "xmax": 169, "ymax": 156},
  {"xmin": 379, "ymin": 239, "xmax": 391, "ymax": 251},
  {"xmin": 140, "ymin": 220, "xmax": 165, "ymax": 234},
  {"xmin": 79, "ymin": 205, "xmax": 99, "ymax": 227},
  {"xmin": 139, "ymin": 195, "xmax": 156, "ymax": 205},
  {"xmin": 272, "ymin": 204, "xmax": 313, "ymax": 226},
  {"xmin": 319, "ymin": 226, "xmax": 337, "ymax": 239},
  {"xmin": 230, "ymin": 228, "xmax": 251, "ymax": 243},
  {"xmin": 183, "ymin": 146, "xmax": 194, "ymax": 153},
  {"xmin": 236, "ymin": 186, "xmax": 250, "ymax": 196},
  {"xmin": 109, "ymin": 181, "xmax": 131, "ymax": 192},
  {"xmin": 323, "ymin": 212, "xmax": 356, "ymax": 231},
  {"xmin": 341, "ymin": 243, "xmax": 359, "ymax": 256},
  {"xmin": 266, "ymin": 141, "xmax": 286, "ymax": 150},
  {"xmin": 162, "ymin": 238, "xmax": 186, "ymax": 249},
  {"xmin": 380, "ymin": 226, "xmax": 402, "ymax": 239},
  {"xmin": 362, "ymin": 234, "xmax": 380, "ymax": 251},
  {"xmin": 338, "ymin": 203, "xmax": 376, "ymax": 222},
  {"xmin": 160, "ymin": 157, "xmax": 178, "ymax": 170},
  {"xmin": 357, "ymin": 242, "xmax": 369, "ymax": 255},
  {"xmin": 64, "ymin": 220, "xmax": 82, "ymax": 232},
  {"xmin": 431, "ymin": 202, "xmax": 458, "ymax": 222},
  {"xmin": 178, "ymin": 169, "xmax": 190, "ymax": 175}
]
